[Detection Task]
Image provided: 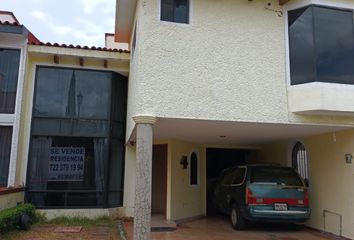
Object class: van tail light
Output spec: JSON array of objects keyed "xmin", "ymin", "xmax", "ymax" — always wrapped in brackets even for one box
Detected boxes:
[
  {"xmin": 246, "ymin": 188, "xmax": 263, "ymax": 205},
  {"xmin": 304, "ymin": 190, "xmax": 310, "ymax": 206},
  {"xmin": 246, "ymin": 187, "xmax": 253, "ymax": 205}
]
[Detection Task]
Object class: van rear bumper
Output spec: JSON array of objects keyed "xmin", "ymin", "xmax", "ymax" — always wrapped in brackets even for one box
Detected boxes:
[{"xmin": 241, "ymin": 205, "xmax": 310, "ymax": 223}]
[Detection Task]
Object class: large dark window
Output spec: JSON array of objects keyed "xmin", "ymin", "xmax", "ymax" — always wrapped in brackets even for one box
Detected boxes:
[
  {"xmin": 26, "ymin": 67, "xmax": 127, "ymax": 208},
  {"xmin": 161, "ymin": 0, "xmax": 189, "ymax": 24},
  {"xmin": 288, "ymin": 5, "xmax": 354, "ymax": 85},
  {"xmin": 0, "ymin": 48, "xmax": 20, "ymax": 113},
  {"xmin": 0, "ymin": 127, "xmax": 12, "ymax": 187}
]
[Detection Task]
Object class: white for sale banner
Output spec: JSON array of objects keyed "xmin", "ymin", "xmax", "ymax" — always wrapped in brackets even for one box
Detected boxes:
[{"xmin": 48, "ymin": 147, "xmax": 85, "ymax": 181}]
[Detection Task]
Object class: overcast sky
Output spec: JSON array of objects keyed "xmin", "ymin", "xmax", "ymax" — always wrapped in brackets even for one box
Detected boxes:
[{"xmin": 2, "ymin": 0, "xmax": 116, "ymax": 47}]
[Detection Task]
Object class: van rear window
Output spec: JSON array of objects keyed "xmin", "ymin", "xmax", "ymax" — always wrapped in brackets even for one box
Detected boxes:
[{"xmin": 251, "ymin": 167, "xmax": 304, "ymax": 186}]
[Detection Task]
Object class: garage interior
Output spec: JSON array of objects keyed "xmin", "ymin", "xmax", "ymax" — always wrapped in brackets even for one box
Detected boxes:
[{"xmin": 144, "ymin": 118, "xmax": 354, "ymax": 237}]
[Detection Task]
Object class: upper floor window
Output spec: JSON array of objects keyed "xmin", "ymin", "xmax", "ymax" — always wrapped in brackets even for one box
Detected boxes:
[
  {"xmin": 161, "ymin": 0, "xmax": 189, "ymax": 24},
  {"xmin": 288, "ymin": 6, "xmax": 354, "ymax": 85},
  {"xmin": 0, "ymin": 48, "xmax": 21, "ymax": 113}
]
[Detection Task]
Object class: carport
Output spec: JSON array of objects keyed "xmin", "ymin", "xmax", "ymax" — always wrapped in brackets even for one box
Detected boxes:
[{"xmin": 129, "ymin": 117, "xmax": 350, "ymax": 238}]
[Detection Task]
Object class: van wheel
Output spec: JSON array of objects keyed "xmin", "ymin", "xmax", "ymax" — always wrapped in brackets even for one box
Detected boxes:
[{"xmin": 230, "ymin": 204, "xmax": 247, "ymax": 230}]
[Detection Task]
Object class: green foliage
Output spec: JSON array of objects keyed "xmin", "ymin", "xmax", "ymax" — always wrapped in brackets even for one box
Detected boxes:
[
  {"xmin": 0, "ymin": 204, "xmax": 35, "ymax": 233},
  {"xmin": 33, "ymin": 211, "xmax": 47, "ymax": 224},
  {"xmin": 46, "ymin": 215, "xmax": 113, "ymax": 227}
]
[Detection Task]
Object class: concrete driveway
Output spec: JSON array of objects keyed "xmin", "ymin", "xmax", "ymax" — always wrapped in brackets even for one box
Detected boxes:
[{"xmin": 147, "ymin": 216, "xmax": 335, "ymax": 240}]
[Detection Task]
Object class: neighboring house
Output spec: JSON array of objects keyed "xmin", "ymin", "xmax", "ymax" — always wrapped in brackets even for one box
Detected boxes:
[
  {"xmin": 0, "ymin": 11, "xmax": 40, "ymax": 210},
  {"xmin": 2, "ymin": 0, "xmax": 354, "ymax": 239},
  {"xmin": 0, "ymin": 12, "xmax": 130, "ymax": 216}
]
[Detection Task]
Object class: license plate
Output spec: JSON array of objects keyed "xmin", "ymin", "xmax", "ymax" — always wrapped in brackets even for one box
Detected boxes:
[{"xmin": 274, "ymin": 203, "xmax": 288, "ymax": 211}]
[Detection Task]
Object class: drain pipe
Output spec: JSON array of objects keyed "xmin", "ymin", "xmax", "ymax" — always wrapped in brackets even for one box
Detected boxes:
[{"xmin": 323, "ymin": 209, "xmax": 342, "ymax": 237}]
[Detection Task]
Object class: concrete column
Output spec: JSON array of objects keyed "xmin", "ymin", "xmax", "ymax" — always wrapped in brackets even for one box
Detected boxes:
[{"xmin": 133, "ymin": 116, "xmax": 157, "ymax": 240}]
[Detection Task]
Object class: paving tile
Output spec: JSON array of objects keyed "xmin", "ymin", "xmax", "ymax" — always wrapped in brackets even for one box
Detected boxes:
[
  {"xmin": 125, "ymin": 216, "xmax": 339, "ymax": 240},
  {"xmin": 53, "ymin": 226, "xmax": 83, "ymax": 233}
]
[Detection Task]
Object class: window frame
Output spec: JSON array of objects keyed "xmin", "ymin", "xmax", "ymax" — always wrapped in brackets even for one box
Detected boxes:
[
  {"xmin": 189, "ymin": 151, "xmax": 199, "ymax": 186},
  {"xmin": 0, "ymin": 43, "xmax": 25, "ymax": 188},
  {"xmin": 159, "ymin": 0, "xmax": 191, "ymax": 25},
  {"xmin": 285, "ymin": 1, "xmax": 354, "ymax": 90}
]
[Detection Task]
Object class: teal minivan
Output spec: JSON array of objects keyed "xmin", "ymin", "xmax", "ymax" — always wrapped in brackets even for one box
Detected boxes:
[{"xmin": 212, "ymin": 164, "xmax": 310, "ymax": 230}]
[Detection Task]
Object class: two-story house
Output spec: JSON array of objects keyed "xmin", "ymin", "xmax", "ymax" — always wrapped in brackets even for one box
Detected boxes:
[{"xmin": 114, "ymin": 0, "xmax": 354, "ymax": 239}]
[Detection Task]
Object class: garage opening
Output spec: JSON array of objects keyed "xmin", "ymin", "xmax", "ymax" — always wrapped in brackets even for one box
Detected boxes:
[{"xmin": 206, "ymin": 148, "xmax": 249, "ymax": 214}]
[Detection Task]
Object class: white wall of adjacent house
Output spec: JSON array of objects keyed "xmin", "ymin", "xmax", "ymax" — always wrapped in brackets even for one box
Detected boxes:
[
  {"xmin": 125, "ymin": 0, "xmax": 354, "ymax": 141},
  {"xmin": 105, "ymin": 34, "xmax": 129, "ymax": 50},
  {"xmin": 0, "ymin": 13, "xmax": 17, "ymax": 23}
]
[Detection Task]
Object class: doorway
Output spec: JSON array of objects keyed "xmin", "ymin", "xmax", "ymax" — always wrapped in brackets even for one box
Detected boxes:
[{"xmin": 152, "ymin": 144, "xmax": 168, "ymax": 217}]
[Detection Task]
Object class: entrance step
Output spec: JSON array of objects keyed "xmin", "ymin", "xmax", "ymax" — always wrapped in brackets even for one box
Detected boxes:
[{"xmin": 151, "ymin": 214, "xmax": 177, "ymax": 232}]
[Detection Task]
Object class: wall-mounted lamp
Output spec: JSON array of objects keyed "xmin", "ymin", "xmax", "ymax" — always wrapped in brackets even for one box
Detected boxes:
[
  {"xmin": 180, "ymin": 156, "xmax": 188, "ymax": 169},
  {"xmin": 345, "ymin": 154, "xmax": 353, "ymax": 164}
]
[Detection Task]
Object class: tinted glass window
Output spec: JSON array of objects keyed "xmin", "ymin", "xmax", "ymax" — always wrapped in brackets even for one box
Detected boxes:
[
  {"xmin": 232, "ymin": 168, "xmax": 246, "ymax": 185},
  {"xmin": 190, "ymin": 152, "xmax": 198, "ymax": 185},
  {"xmin": 313, "ymin": 7, "xmax": 354, "ymax": 84},
  {"xmin": 251, "ymin": 167, "xmax": 304, "ymax": 186},
  {"xmin": 34, "ymin": 68, "xmax": 110, "ymax": 119},
  {"xmin": 0, "ymin": 49, "xmax": 20, "ymax": 113},
  {"xmin": 0, "ymin": 127, "xmax": 12, "ymax": 187},
  {"xmin": 288, "ymin": 6, "xmax": 354, "ymax": 85},
  {"xmin": 288, "ymin": 7, "xmax": 316, "ymax": 85},
  {"xmin": 28, "ymin": 67, "xmax": 127, "ymax": 209},
  {"xmin": 161, "ymin": 0, "xmax": 189, "ymax": 24}
]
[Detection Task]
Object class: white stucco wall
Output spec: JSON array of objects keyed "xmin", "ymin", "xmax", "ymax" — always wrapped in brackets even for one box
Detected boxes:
[{"xmin": 126, "ymin": 0, "xmax": 354, "ymax": 139}]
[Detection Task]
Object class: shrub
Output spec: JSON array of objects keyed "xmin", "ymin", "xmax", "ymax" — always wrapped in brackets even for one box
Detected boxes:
[{"xmin": 0, "ymin": 204, "xmax": 35, "ymax": 233}]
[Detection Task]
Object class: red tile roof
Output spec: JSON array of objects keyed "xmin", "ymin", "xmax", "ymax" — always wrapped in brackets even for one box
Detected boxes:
[{"xmin": 28, "ymin": 41, "xmax": 130, "ymax": 53}]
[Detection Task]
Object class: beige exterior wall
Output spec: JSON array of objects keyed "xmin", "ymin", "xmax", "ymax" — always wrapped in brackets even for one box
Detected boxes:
[
  {"xmin": 303, "ymin": 130, "xmax": 354, "ymax": 239},
  {"xmin": 253, "ymin": 129, "xmax": 354, "ymax": 239},
  {"xmin": 126, "ymin": 0, "xmax": 354, "ymax": 140},
  {"xmin": 0, "ymin": 191, "xmax": 24, "ymax": 211},
  {"xmin": 169, "ymin": 140, "xmax": 205, "ymax": 221},
  {"xmin": 123, "ymin": 139, "xmax": 207, "ymax": 221}
]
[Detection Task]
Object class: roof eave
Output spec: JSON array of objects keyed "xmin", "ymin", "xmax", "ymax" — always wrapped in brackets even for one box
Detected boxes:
[{"xmin": 115, "ymin": 0, "xmax": 137, "ymax": 43}]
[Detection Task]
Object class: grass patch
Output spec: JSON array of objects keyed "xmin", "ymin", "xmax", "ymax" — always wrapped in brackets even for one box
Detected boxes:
[
  {"xmin": 0, "ymin": 215, "xmax": 119, "ymax": 240},
  {"xmin": 45, "ymin": 215, "xmax": 114, "ymax": 227}
]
